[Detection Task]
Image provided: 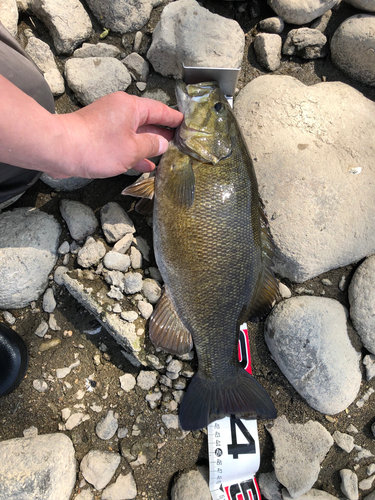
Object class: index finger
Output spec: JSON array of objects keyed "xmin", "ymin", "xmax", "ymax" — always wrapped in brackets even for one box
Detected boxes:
[{"xmin": 135, "ymin": 96, "xmax": 183, "ymax": 129}]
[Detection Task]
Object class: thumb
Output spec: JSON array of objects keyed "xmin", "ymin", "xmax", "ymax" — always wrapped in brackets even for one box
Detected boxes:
[{"xmin": 133, "ymin": 132, "xmax": 169, "ymax": 161}]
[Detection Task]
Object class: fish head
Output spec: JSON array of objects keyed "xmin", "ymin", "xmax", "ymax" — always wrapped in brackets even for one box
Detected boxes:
[{"xmin": 175, "ymin": 81, "xmax": 233, "ymax": 164}]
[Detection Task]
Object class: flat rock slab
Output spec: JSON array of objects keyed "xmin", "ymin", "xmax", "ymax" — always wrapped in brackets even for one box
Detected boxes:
[
  {"xmin": 266, "ymin": 416, "xmax": 334, "ymax": 498},
  {"xmin": 267, "ymin": 0, "xmax": 338, "ymax": 24},
  {"xmin": 0, "ymin": 207, "xmax": 61, "ymax": 309},
  {"xmin": 235, "ymin": 75, "xmax": 375, "ymax": 282},
  {"xmin": 147, "ymin": 0, "xmax": 244, "ymax": 79},
  {"xmin": 349, "ymin": 255, "xmax": 375, "ymax": 355},
  {"xmin": 0, "ymin": 433, "xmax": 76, "ymax": 500},
  {"xmin": 264, "ymin": 296, "xmax": 361, "ymax": 414}
]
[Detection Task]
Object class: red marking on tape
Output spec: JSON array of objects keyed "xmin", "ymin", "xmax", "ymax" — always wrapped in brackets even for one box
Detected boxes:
[{"xmin": 238, "ymin": 327, "xmax": 252, "ymax": 375}]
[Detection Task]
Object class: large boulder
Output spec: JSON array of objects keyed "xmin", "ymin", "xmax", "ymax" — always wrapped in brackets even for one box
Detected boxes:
[
  {"xmin": 267, "ymin": 0, "xmax": 338, "ymax": 24},
  {"xmin": 343, "ymin": 0, "xmax": 375, "ymax": 11},
  {"xmin": 147, "ymin": 0, "xmax": 244, "ymax": 79},
  {"xmin": 0, "ymin": 208, "xmax": 61, "ymax": 309},
  {"xmin": 234, "ymin": 75, "xmax": 375, "ymax": 282}
]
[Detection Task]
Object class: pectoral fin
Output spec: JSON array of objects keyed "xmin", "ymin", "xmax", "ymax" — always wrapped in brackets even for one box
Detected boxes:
[
  {"xmin": 149, "ymin": 287, "xmax": 193, "ymax": 355},
  {"xmin": 122, "ymin": 176, "xmax": 155, "ymax": 199},
  {"xmin": 167, "ymin": 157, "xmax": 195, "ymax": 208}
]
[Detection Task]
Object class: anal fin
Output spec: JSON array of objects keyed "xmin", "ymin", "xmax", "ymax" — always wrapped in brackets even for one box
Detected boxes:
[{"xmin": 149, "ymin": 287, "xmax": 193, "ymax": 355}]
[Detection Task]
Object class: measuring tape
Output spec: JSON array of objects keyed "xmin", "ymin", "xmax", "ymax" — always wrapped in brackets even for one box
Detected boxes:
[{"xmin": 208, "ymin": 323, "xmax": 262, "ymax": 500}]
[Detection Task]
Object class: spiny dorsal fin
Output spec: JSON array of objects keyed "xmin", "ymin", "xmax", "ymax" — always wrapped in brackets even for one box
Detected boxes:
[
  {"xmin": 149, "ymin": 286, "xmax": 193, "ymax": 355},
  {"xmin": 122, "ymin": 176, "xmax": 155, "ymax": 199}
]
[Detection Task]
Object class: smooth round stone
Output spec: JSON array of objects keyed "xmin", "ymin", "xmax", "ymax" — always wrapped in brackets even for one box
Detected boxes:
[
  {"xmin": 264, "ymin": 296, "xmax": 361, "ymax": 414},
  {"xmin": 103, "ymin": 251, "xmax": 131, "ymax": 272},
  {"xmin": 258, "ymin": 16, "xmax": 284, "ymax": 33}
]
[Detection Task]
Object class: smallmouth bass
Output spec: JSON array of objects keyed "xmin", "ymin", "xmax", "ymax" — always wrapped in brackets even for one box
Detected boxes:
[{"xmin": 123, "ymin": 81, "xmax": 278, "ymax": 431}]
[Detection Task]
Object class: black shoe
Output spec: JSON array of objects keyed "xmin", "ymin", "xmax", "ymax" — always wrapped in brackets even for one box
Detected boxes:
[{"xmin": 0, "ymin": 323, "xmax": 28, "ymax": 397}]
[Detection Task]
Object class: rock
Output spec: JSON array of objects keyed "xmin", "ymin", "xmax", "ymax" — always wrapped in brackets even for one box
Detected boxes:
[
  {"xmin": 3, "ymin": 311, "xmax": 15, "ymax": 325},
  {"xmin": 279, "ymin": 282, "xmax": 292, "ymax": 299},
  {"xmin": 266, "ymin": 416, "xmax": 334, "ymax": 498},
  {"xmin": 100, "ymin": 202, "xmax": 135, "ymax": 244},
  {"xmin": 34, "ymin": 319, "xmax": 49, "ymax": 338},
  {"xmin": 104, "ymin": 270, "xmax": 125, "ymax": 291},
  {"xmin": 282, "ymin": 489, "xmax": 340, "ymax": 500},
  {"xmin": 132, "ymin": 236, "xmax": 150, "ymax": 261},
  {"xmin": 264, "ymin": 297, "xmax": 361, "ymax": 414},
  {"xmin": 254, "ymin": 33, "xmax": 282, "ymax": 71},
  {"xmin": 267, "ymin": 0, "xmax": 338, "ymax": 24},
  {"xmin": 310, "ymin": 10, "xmax": 333, "ymax": 32},
  {"xmin": 96, "ymin": 410, "xmax": 118, "ymax": 440},
  {"xmin": 102, "ymin": 473, "xmax": 137, "ymax": 500},
  {"xmin": 234, "ymin": 75, "xmax": 375, "ymax": 282},
  {"xmin": 104, "ymin": 252, "xmax": 131, "ymax": 272},
  {"xmin": 348, "ymin": 255, "xmax": 375, "ymax": 354},
  {"xmin": 258, "ymin": 471, "xmax": 282, "ymax": 500},
  {"xmin": 40, "ymin": 174, "xmax": 93, "ymax": 191},
  {"xmin": 359, "ymin": 476, "xmax": 375, "ymax": 491},
  {"xmin": 73, "ymin": 43, "xmax": 121, "ymax": 58},
  {"xmin": 283, "ymin": 28, "xmax": 327, "ymax": 59},
  {"xmin": 363, "ymin": 354, "xmax": 375, "ymax": 381},
  {"xmin": 65, "ymin": 412, "xmax": 88, "ymax": 430},
  {"xmin": 142, "ymin": 279, "xmax": 161, "ymax": 304},
  {"xmin": 121, "ymin": 311, "xmax": 138, "ymax": 322},
  {"xmin": 0, "ymin": 0, "xmax": 18, "ymax": 37},
  {"xmin": 130, "ymin": 247, "xmax": 142, "ymax": 270},
  {"xmin": 331, "ymin": 14, "xmax": 375, "ymax": 87},
  {"xmin": 60, "ymin": 200, "xmax": 98, "ymax": 242},
  {"xmin": 162, "ymin": 414, "xmax": 179, "ymax": 430},
  {"xmin": 85, "ymin": 0, "xmax": 162, "ymax": 33},
  {"xmin": 0, "ymin": 208, "xmax": 61, "ymax": 309},
  {"xmin": 80, "ymin": 450, "xmax": 121, "ymax": 491},
  {"xmin": 33, "ymin": 378, "xmax": 48, "ymax": 392},
  {"xmin": 333, "ymin": 431, "xmax": 355, "ymax": 453},
  {"xmin": 147, "ymin": 0, "xmax": 244, "ymax": 79},
  {"xmin": 75, "ymin": 489, "xmax": 94, "ymax": 500},
  {"xmin": 42, "ymin": 288, "xmax": 56, "ymax": 313},
  {"xmin": 65, "ymin": 57, "xmax": 131, "ymax": 106},
  {"xmin": 113, "ymin": 234, "xmax": 133, "ymax": 254},
  {"xmin": 171, "ymin": 466, "xmax": 211, "ymax": 500},
  {"xmin": 25, "ymin": 35, "xmax": 64, "ymax": 95},
  {"xmin": 137, "ymin": 300, "xmax": 153, "ymax": 319},
  {"xmin": 258, "ymin": 16, "xmax": 284, "ymax": 34},
  {"xmin": 340, "ymin": 469, "xmax": 359, "ymax": 500},
  {"xmin": 0, "ymin": 433, "xmax": 75, "ymax": 500},
  {"xmin": 137, "ymin": 370, "xmax": 158, "ymax": 390},
  {"xmin": 77, "ymin": 237, "xmax": 106, "ymax": 268},
  {"xmin": 123, "ymin": 53, "xmax": 149, "ymax": 82},
  {"xmin": 120, "ymin": 373, "xmax": 136, "ymax": 392},
  {"xmin": 344, "ymin": 0, "xmax": 375, "ymax": 11},
  {"xmin": 355, "ymin": 387, "xmax": 374, "ymax": 408},
  {"xmin": 124, "ymin": 273, "xmax": 143, "ymax": 294},
  {"xmin": 28, "ymin": 0, "xmax": 92, "ymax": 54},
  {"xmin": 133, "ymin": 32, "xmax": 143, "ymax": 53}
]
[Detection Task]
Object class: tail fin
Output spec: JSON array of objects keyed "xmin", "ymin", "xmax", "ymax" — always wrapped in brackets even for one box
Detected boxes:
[{"xmin": 179, "ymin": 369, "xmax": 276, "ymax": 431}]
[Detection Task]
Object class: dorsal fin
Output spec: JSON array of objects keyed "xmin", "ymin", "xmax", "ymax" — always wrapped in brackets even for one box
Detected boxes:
[{"xmin": 149, "ymin": 287, "xmax": 193, "ymax": 355}]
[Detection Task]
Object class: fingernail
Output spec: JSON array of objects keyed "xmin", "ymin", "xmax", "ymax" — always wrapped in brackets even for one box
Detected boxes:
[{"xmin": 158, "ymin": 137, "xmax": 169, "ymax": 156}]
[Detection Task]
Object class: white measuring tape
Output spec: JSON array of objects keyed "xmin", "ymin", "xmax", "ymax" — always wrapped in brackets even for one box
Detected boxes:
[{"xmin": 208, "ymin": 324, "xmax": 262, "ymax": 500}]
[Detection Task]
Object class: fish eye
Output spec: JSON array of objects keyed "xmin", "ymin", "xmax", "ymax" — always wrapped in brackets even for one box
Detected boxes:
[{"xmin": 214, "ymin": 102, "xmax": 224, "ymax": 113}]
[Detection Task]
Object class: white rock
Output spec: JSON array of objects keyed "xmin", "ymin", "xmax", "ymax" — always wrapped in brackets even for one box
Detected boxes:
[
  {"xmin": 142, "ymin": 279, "xmax": 161, "ymax": 304},
  {"xmin": 58, "ymin": 241, "xmax": 70, "ymax": 255},
  {"xmin": 283, "ymin": 28, "xmax": 327, "ymax": 58},
  {"xmin": 130, "ymin": 246, "xmax": 142, "ymax": 270},
  {"xmin": 85, "ymin": 0, "xmax": 162, "ymax": 33},
  {"xmin": 0, "ymin": 0, "xmax": 18, "ymax": 37},
  {"xmin": 74, "ymin": 489, "xmax": 94, "ymax": 500},
  {"xmin": 137, "ymin": 370, "xmax": 158, "ymax": 390},
  {"xmin": 120, "ymin": 310, "xmax": 138, "ymax": 322},
  {"xmin": 65, "ymin": 412, "xmax": 87, "ymax": 430},
  {"xmin": 264, "ymin": 296, "xmax": 361, "ymax": 414},
  {"xmin": 254, "ymin": 33, "xmax": 282, "ymax": 71},
  {"xmin": 100, "ymin": 202, "xmax": 135, "ymax": 244},
  {"xmin": 331, "ymin": 14, "xmax": 375, "ymax": 87},
  {"xmin": 119, "ymin": 373, "xmax": 136, "ymax": 392},
  {"xmin": 34, "ymin": 319, "xmax": 49, "ymax": 338},
  {"xmin": 65, "ymin": 58, "xmax": 131, "ymax": 106},
  {"xmin": 0, "ymin": 433, "xmax": 76, "ymax": 500},
  {"xmin": 73, "ymin": 43, "xmax": 121, "ymax": 58},
  {"xmin": 147, "ymin": 0, "xmax": 244, "ymax": 79},
  {"xmin": 258, "ymin": 16, "xmax": 284, "ymax": 34},
  {"xmin": 267, "ymin": 0, "xmax": 338, "ymax": 24},
  {"xmin": 333, "ymin": 431, "xmax": 355, "ymax": 453},
  {"xmin": 28, "ymin": 0, "xmax": 92, "ymax": 54},
  {"xmin": 340, "ymin": 469, "xmax": 359, "ymax": 500},
  {"xmin": 344, "ymin": 0, "xmax": 375, "ymax": 11},
  {"xmin": 123, "ymin": 53, "xmax": 149, "ymax": 82},
  {"xmin": 133, "ymin": 32, "xmax": 143, "ymax": 52},
  {"xmin": 279, "ymin": 282, "xmax": 292, "ymax": 299},
  {"xmin": 104, "ymin": 252, "xmax": 131, "ymax": 272},
  {"xmin": 80, "ymin": 450, "xmax": 121, "ymax": 490},
  {"xmin": 3, "ymin": 311, "xmax": 16, "ymax": 325},
  {"xmin": 77, "ymin": 237, "xmax": 106, "ymax": 268},
  {"xmin": 113, "ymin": 233, "xmax": 133, "ymax": 254},
  {"xmin": 23, "ymin": 426, "xmax": 38, "ymax": 438},
  {"xmin": 0, "ymin": 208, "xmax": 60, "ymax": 309},
  {"xmin": 359, "ymin": 475, "xmax": 375, "ymax": 491},
  {"xmin": 162, "ymin": 414, "xmax": 180, "ymax": 430},
  {"xmin": 349, "ymin": 255, "xmax": 375, "ymax": 354},
  {"xmin": 43, "ymin": 287, "xmax": 56, "ymax": 313},
  {"xmin": 171, "ymin": 466, "xmax": 211, "ymax": 500},
  {"xmin": 132, "ymin": 236, "xmax": 150, "ymax": 261},
  {"xmin": 137, "ymin": 300, "xmax": 153, "ymax": 319},
  {"xmin": 363, "ymin": 354, "xmax": 375, "ymax": 381},
  {"xmin": 124, "ymin": 273, "xmax": 143, "ymax": 294},
  {"xmin": 25, "ymin": 36, "xmax": 64, "ymax": 95},
  {"xmin": 101, "ymin": 473, "xmax": 137, "ymax": 500},
  {"xmin": 96, "ymin": 410, "xmax": 119, "ymax": 440},
  {"xmin": 60, "ymin": 200, "xmax": 98, "ymax": 241},
  {"xmin": 234, "ymin": 75, "xmax": 375, "ymax": 282},
  {"xmin": 33, "ymin": 379, "xmax": 48, "ymax": 392}
]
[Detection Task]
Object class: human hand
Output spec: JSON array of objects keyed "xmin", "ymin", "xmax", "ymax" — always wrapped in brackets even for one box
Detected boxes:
[{"xmin": 54, "ymin": 92, "xmax": 183, "ymax": 179}]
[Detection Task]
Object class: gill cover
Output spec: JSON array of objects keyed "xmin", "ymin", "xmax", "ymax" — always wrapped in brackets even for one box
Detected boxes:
[{"xmin": 175, "ymin": 81, "xmax": 233, "ymax": 164}]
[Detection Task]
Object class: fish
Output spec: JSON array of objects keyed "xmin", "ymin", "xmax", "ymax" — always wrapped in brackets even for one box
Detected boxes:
[{"xmin": 122, "ymin": 81, "xmax": 279, "ymax": 431}]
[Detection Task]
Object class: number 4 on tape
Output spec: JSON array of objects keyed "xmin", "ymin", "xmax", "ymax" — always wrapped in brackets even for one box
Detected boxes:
[{"xmin": 208, "ymin": 323, "xmax": 261, "ymax": 500}]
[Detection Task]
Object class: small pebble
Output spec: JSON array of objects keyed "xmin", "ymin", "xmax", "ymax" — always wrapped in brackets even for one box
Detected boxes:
[
  {"xmin": 96, "ymin": 410, "xmax": 118, "ymax": 440},
  {"xmin": 34, "ymin": 320, "xmax": 49, "ymax": 338},
  {"xmin": 23, "ymin": 426, "xmax": 38, "ymax": 438},
  {"xmin": 119, "ymin": 373, "xmax": 136, "ymax": 392},
  {"xmin": 279, "ymin": 282, "xmax": 292, "ymax": 298},
  {"xmin": 137, "ymin": 371, "xmax": 158, "ymax": 390},
  {"xmin": 117, "ymin": 427, "xmax": 128, "ymax": 439},
  {"xmin": 3, "ymin": 311, "xmax": 16, "ymax": 325},
  {"xmin": 58, "ymin": 241, "xmax": 70, "ymax": 254},
  {"xmin": 363, "ymin": 354, "xmax": 375, "ymax": 381},
  {"xmin": 162, "ymin": 414, "xmax": 179, "ymax": 430},
  {"xmin": 356, "ymin": 388, "xmax": 374, "ymax": 408},
  {"xmin": 121, "ymin": 310, "xmax": 139, "ymax": 322},
  {"xmin": 367, "ymin": 464, "xmax": 375, "ymax": 476},
  {"xmin": 33, "ymin": 379, "xmax": 48, "ymax": 393},
  {"xmin": 340, "ymin": 469, "xmax": 358, "ymax": 500},
  {"xmin": 138, "ymin": 300, "xmax": 153, "ymax": 319},
  {"xmin": 359, "ymin": 475, "xmax": 375, "ymax": 491},
  {"xmin": 333, "ymin": 430, "xmax": 355, "ymax": 453},
  {"xmin": 321, "ymin": 278, "xmax": 332, "ymax": 286},
  {"xmin": 339, "ymin": 275, "xmax": 347, "ymax": 291}
]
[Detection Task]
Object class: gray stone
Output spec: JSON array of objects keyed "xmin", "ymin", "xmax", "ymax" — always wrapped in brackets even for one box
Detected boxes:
[
  {"xmin": 310, "ymin": 10, "xmax": 333, "ymax": 32},
  {"xmin": 102, "ymin": 473, "xmax": 137, "ymax": 500},
  {"xmin": 137, "ymin": 370, "xmax": 158, "ymax": 390},
  {"xmin": 340, "ymin": 469, "xmax": 359, "ymax": 500},
  {"xmin": 40, "ymin": 174, "xmax": 93, "ymax": 191},
  {"xmin": 348, "ymin": 255, "xmax": 375, "ymax": 354},
  {"xmin": 25, "ymin": 36, "xmax": 65, "ymax": 95},
  {"xmin": 359, "ymin": 476, "xmax": 375, "ymax": 491},
  {"xmin": 54, "ymin": 266, "xmax": 68, "ymax": 285},
  {"xmin": 132, "ymin": 236, "xmax": 150, "ymax": 261},
  {"xmin": 121, "ymin": 310, "xmax": 138, "ymax": 322},
  {"xmin": 85, "ymin": 0, "xmax": 162, "ymax": 33},
  {"xmin": 42, "ymin": 288, "xmax": 56, "ymax": 313},
  {"xmin": 58, "ymin": 241, "xmax": 70, "ymax": 255},
  {"xmin": 65, "ymin": 412, "xmax": 88, "ymax": 430},
  {"xmin": 119, "ymin": 373, "xmax": 136, "ymax": 392},
  {"xmin": 124, "ymin": 273, "xmax": 143, "ymax": 294},
  {"xmin": 0, "ymin": 0, "xmax": 18, "ymax": 37},
  {"xmin": 96, "ymin": 410, "xmax": 118, "ymax": 440},
  {"xmin": 333, "ymin": 431, "xmax": 355, "ymax": 453},
  {"xmin": 33, "ymin": 378, "xmax": 48, "ymax": 392},
  {"xmin": 73, "ymin": 43, "xmax": 121, "ymax": 58},
  {"xmin": 80, "ymin": 450, "xmax": 120, "ymax": 491},
  {"xmin": 267, "ymin": 0, "xmax": 338, "ymax": 24},
  {"xmin": 133, "ymin": 32, "xmax": 143, "ymax": 53},
  {"xmin": 130, "ymin": 247, "xmax": 142, "ymax": 270},
  {"xmin": 100, "ymin": 202, "xmax": 135, "ymax": 244},
  {"xmin": 3, "ymin": 311, "xmax": 15, "ymax": 325},
  {"xmin": 283, "ymin": 28, "xmax": 327, "ymax": 59},
  {"xmin": 65, "ymin": 57, "xmax": 131, "ymax": 106},
  {"xmin": 60, "ymin": 200, "xmax": 98, "ymax": 241},
  {"xmin": 167, "ymin": 359, "xmax": 183, "ymax": 374},
  {"xmin": 267, "ymin": 416, "xmax": 334, "ymax": 498},
  {"xmin": 77, "ymin": 237, "xmax": 106, "ymax": 268},
  {"xmin": 254, "ymin": 33, "xmax": 282, "ymax": 71},
  {"xmin": 355, "ymin": 387, "xmax": 374, "ymax": 408},
  {"xmin": 0, "ymin": 433, "xmax": 76, "ymax": 500},
  {"xmin": 34, "ymin": 319, "xmax": 49, "ymax": 338},
  {"xmin": 142, "ymin": 279, "xmax": 162, "ymax": 304},
  {"xmin": 0, "ymin": 208, "xmax": 61, "ymax": 309},
  {"xmin": 331, "ymin": 14, "xmax": 375, "ymax": 87},
  {"xmin": 363, "ymin": 354, "xmax": 375, "ymax": 381},
  {"xmin": 104, "ymin": 252, "xmax": 131, "ymax": 272},
  {"xmin": 113, "ymin": 234, "xmax": 133, "ymax": 254},
  {"xmin": 123, "ymin": 53, "xmax": 149, "ymax": 82},
  {"xmin": 234, "ymin": 75, "xmax": 375, "ymax": 282},
  {"xmin": 282, "ymin": 489, "xmax": 339, "ymax": 500},
  {"xmin": 258, "ymin": 471, "xmax": 282, "ymax": 500},
  {"xmin": 171, "ymin": 466, "xmax": 211, "ymax": 500},
  {"xmin": 137, "ymin": 300, "xmax": 153, "ymax": 319},
  {"xmin": 104, "ymin": 270, "xmax": 125, "ymax": 291},
  {"xmin": 258, "ymin": 16, "xmax": 284, "ymax": 34},
  {"xmin": 344, "ymin": 0, "xmax": 375, "ymax": 11},
  {"xmin": 162, "ymin": 414, "xmax": 179, "ymax": 430},
  {"xmin": 147, "ymin": 0, "xmax": 244, "ymax": 79},
  {"xmin": 265, "ymin": 296, "xmax": 361, "ymax": 414},
  {"xmin": 28, "ymin": 0, "xmax": 92, "ymax": 54},
  {"xmin": 279, "ymin": 282, "xmax": 292, "ymax": 299}
]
